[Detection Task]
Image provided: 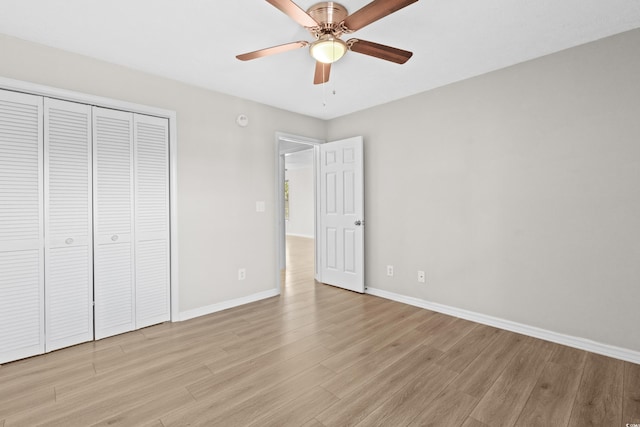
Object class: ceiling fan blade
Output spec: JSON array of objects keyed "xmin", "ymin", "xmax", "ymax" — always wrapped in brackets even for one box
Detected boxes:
[
  {"xmin": 266, "ymin": 0, "xmax": 320, "ymax": 28},
  {"xmin": 313, "ymin": 61, "xmax": 331, "ymax": 85},
  {"xmin": 347, "ymin": 39, "xmax": 413, "ymax": 64},
  {"xmin": 236, "ymin": 41, "xmax": 308, "ymax": 61},
  {"xmin": 342, "ymin": 0, "xmax": 418, "ymax": 32}
]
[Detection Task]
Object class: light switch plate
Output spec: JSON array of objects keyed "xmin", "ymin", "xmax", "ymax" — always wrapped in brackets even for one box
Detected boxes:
[{"xmin": 256, "ymin": 201, "xmax": 266, "ymax": 212}]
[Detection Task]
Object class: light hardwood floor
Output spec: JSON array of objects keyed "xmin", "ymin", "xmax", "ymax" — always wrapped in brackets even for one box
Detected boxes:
[{"xmin": 1, "ymin": 235, "xmax": 639, "ymax": 426}]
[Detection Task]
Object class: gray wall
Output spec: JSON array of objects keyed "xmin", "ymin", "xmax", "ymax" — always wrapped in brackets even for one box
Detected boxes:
[
  {"xmin": 327, "ymin": 29, "xmax": 640, "ymax": 352},
  {"xmin": 0, "ymin": 34, "xmax": 326, "ymax": 313}
]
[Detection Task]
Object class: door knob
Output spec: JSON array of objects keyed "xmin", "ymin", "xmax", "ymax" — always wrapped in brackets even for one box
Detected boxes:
[
  {"xmin": 65, "ymin": 238, "xmax": 74, "ymax": 245},
  {"xmin": 354, "ymin": 220, "xmax": 364, "ymax": 226},
  {"xmin": 111, "ymin": 235, "xmax": 119, "ymax": 241}
]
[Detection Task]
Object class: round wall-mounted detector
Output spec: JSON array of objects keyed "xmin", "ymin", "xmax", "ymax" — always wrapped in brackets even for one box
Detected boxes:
[{"xmin": 236, "ymin": 114, "xmax": 249, "ymax": 127}]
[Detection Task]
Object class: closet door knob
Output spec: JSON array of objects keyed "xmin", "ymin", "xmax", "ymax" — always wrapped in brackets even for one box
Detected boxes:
[
  {"xmin": 65, "ymin": 238, "xmax": 74, "ymax": 245},
  {"xmin": 111, "ymin": 235, "xmax": 119, "ymax": 242}
]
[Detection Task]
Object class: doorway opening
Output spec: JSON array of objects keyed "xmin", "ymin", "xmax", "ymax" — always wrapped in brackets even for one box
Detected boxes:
[{"xmin": 275, "ymin": 133, "xmax": 324, "ymax": 293}]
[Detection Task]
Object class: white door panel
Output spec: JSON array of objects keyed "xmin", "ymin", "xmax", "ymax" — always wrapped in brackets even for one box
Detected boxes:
[
  {"xmin": 134, "ymin": 114, "xmax": 170, "ymax": 328},
  {"xmin": 93, "ymin": 107, "xmax": 135, "ymax": 339},
  {"xmin": 319, "ymin": 136, "xmax": 364, "ymax": 293},
  {"xmin": 0, "ymin": 89, "xmax": 45, "ymax": 364},
  {"xmin": 44, "ymin": 98, "xmax": 94, "ymax": 351},
  {"xmin": 94, "ymin": 241, "xmax": 134, "ymax": 338}
]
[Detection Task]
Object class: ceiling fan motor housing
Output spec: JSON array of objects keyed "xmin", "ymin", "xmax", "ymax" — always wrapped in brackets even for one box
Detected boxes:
[{"xmin": 307, "ymin": 2, "xmax": 349, "ymax": 37}]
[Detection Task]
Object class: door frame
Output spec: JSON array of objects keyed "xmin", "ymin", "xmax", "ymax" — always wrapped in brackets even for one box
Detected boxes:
[
  {"xmin": 0, "ymin": 76, "xmax": 180, "ymax": 322},
  {"xmin": 274, "ymin": 132, "xmax": 324, "ymax": 293}
]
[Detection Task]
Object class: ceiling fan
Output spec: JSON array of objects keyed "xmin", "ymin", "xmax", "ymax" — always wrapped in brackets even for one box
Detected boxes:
[{"xmin": 236, "ymin": 0, "xmax": 419, "ymax": 84}]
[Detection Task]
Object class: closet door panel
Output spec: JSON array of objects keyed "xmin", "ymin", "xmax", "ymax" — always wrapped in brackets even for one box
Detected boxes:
[
  {"xmin": 93, "ymin": 107, "xmax": 135, "ymax": 340},
  {"xmin": 44, "ymin": 98, "xmax": 93, "ymax": 351},
  {"xmin": 0, "ymin": 89, "xmax": 44, "ymax": 364},
  {"xmin": 134, "ymin": 114, "xmax": 170, "ymax": 328}
]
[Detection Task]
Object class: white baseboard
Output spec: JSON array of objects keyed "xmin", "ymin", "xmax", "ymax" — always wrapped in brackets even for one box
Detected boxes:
[
  {"xmin": 178, "ymin": 289, "xmax": 280, "ymax": 321},
  {"xmin": 365, "ymin": 287, "xmax": 640, "ymax": 365}
]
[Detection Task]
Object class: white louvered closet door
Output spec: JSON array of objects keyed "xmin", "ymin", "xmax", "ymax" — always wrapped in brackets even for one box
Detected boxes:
[
  {"xmin": 44, "ymin": 98, "xmax": 93, "ymax": 351},
  {"xmin": 134, "ymin": 114, "xmax": 170, "ymax": 328},
  {"xmin": 93, "ymin": 107, "xmax": 135, "ymax": 340},
  {"xmin": 0, "ymin": 89, "xmax": 45, "ymax": 364}
]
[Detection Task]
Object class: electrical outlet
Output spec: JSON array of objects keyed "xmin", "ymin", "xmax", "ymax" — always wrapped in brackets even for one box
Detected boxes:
[
  {"xmin": 238, "ymin": 268, "xmax": 246, "ymax": 280},
  {"xmin": 418, "ymin": 270, "xmax": 425, "ymax": 283},
  {"xmin": 386, "ymin": 265, "xmax": 394, "ymax": 277}
]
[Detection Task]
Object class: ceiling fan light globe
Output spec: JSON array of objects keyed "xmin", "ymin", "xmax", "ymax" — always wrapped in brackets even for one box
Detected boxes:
[{"xmin": 310, "ymin": 37, "xmax": 347, "ymax": 64}]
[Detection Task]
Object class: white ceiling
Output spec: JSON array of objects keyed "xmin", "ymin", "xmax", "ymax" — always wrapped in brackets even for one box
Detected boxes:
[{"xmin": 1, "ymin": 0, "xmax": 639, "ymax": 120}]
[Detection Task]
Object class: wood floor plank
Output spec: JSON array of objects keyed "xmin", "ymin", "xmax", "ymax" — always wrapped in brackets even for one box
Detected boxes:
[
  {"xmin": 624, "ymin": 362, "xmax": 640, "ymax": 424},
  {"xmin": 424, "ymin": 316, "xmax": 478, "ymax": 352},
  {"xmin": 0, "ymin": 344, "xmax": 123, "ymax": 381},
  {"xmin": 301, "ymin": 419, "xmax": 326, "ymax": 427},
  {"xmin": 354, "ymin": 362, "xmax": 458, "ymax": 426},
  {"xmin": 5, "ymin": 365, "xmax": 210, "ymax": 426},
  {"xmin": 161, "ymin": 346, "xmax": 334, "ymax": 425},
  {"xmin": 0, "ymin": 344, "xmax": 103, "ymax": 379},
  {"xmin": 0, "ymin": 386, "xmax": 55, "ymax": 421},
  {"xmin": 0, "ymin": 361, "xmax": 94, "ymax": 403},
  {"xmin": 470, "ymin": 339, "xmax": 554, "ymax": 426},
  {"xmin": 121, "ymin": 323, "xmax": 241, "ymax": 354},
  {"xmin": 136, "ymin": 314, "xmax": 248, "ymax": 342},
  {"xmin": 92, "ymin": 337, "xmax": 229, "ymax": 374},
  {"xmin": 321, "ymin": 309, "xmax": 432, "ymax": 373},
  {"xmin": 515, "ymin": 360, "xmax": 584, "ymax": 426},
  {"xmin": 54, "ymin": 341, "xmax": 225, "ymax": 401},
  {"xmin": 49, "ymin": 388, "xmax": 194, "ymax": 427},
  {"xmin": 89, "ymin": 388, "xmax": 195, "ymax": 427},
  {"xmin": 447, "ymin": 330, "xmax": 528, "ymax": 398},
  {"xmin": 567, "ymin": 353, "xmax": 624, "ymax": 427},
  {"xmin": 135, "ymin": 420, "xmax": 165, "ymax": 427},
  {"xmin": 189, "ymin": 345, "xmax": 333, "ymax": 399},
  {"xmin": 166, "ymin": 365, "xmax": 335, "ymax": 426},
  {"xmin": 246, "ymin": 386, "xmax": 338, "ymax": 427},
  {"xmin": 321, "ymin": 302, "xmax": 423, "ymax": 352},
  {"xmin": 407, "ymin": 386, "xmax": 478, "ymax": 427},
  {"xmin": 415, "ymin": 312, "xmax": 459, "ymax": 343},
  {"xmin": 461, "ymin": 417, "xmax": 491, "ymax": 427},
  {"xmin": 233, "ymin": 298, "xmax": 328, "ymax": 331},
  {"xmin": 219, "ymin": 319, "xmax": 329, "ymax": 360},
  {"xmin": 316, "ymin": 345, "xmax": 442, "ymax": 427},
  {"xmin": 321, "ymin": 328, "xmax": 439, "ymax": 398},
  {"xmin": 207, "ymin": 332, "xmax": 333, "ymax": 381},
  {"xmin": 435, "ymin": 324, "xmax": 501, "ymax": 373},
  {"xmin": 549, "ymin": 343, "xmax": 587, "ymax": 368},
  {"xmin": 208, "ymin": 329, "xmax": 336, "ymax": 374}
]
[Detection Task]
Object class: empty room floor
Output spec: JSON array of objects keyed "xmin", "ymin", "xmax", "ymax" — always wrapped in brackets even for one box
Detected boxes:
[{"xmin": 0, "ymin": 235, "xmax": 639, "ymax": 426}]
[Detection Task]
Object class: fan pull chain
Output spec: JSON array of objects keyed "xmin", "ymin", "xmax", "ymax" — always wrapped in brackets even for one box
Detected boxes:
[{"xmin": 322, "ymin": 79, "xmax": 327, "ymax": 107}]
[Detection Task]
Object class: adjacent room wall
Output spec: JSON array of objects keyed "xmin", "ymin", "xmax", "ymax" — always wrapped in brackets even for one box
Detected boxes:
[
  {"xmin": 285, "ymin": 155, "xmax": 315, "ymax": 238},
  {"xmin": 0, "ymin": 34, "xmax": 326, "ymax": 314},
  {"xmin": 327, "ymin": 28, "xmax": 640, "ymax": 353}
]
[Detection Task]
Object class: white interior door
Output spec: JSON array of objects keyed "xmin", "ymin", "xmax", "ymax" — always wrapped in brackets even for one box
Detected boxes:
[
  {"xmin": 318, "ymin": 136, "xmax": 364, "ymax": 293},
  {"xmin": 0, "ymin": 89, "xmax": 45, "ymax": 364},
  {"xmin": 93, "ymin": 107, "xmax": 135, "ymax": 340},
  {"xmin": 44, "ymin": 98, "xmax": 94, "ymax": 351},
  {"xmin": 134, "ymin": 114, "xmax": 170, "ymax": 328}
]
